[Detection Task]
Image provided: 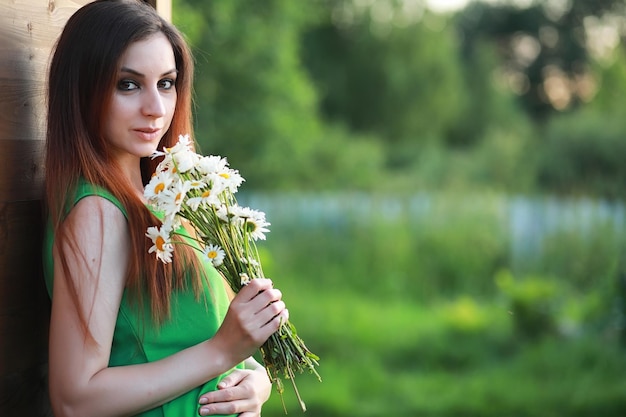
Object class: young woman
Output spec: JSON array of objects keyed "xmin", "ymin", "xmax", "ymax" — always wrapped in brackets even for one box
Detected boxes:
[{"xmin": 43, "ymin": 1, "xmax": 288, "ymax": 416}]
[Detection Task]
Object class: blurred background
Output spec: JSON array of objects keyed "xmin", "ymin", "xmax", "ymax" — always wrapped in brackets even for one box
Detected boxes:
[{"xmin": 174, "ymin": 0, "xmax": 626, "ymax": 415}]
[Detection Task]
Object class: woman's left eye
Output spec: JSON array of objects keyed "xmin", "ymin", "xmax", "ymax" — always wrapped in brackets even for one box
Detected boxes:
[{"xmin": 159, "ymin": 79, "xmax": 175, "ymax": 90}]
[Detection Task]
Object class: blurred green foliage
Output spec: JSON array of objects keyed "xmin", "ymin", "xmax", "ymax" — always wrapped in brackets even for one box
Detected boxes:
[
  {"xmin": 168, "ymin": 0, "xmax": 626, "ymax": 415},
  {"xmin": 496, "ymin": 270, "xmax": 562, "ymax": 339},
  {"xmin": 173, "ymin": 0, "xmax": 626, "ymax": 198},
  {"xmin": 173, "ymin": 0, "xmax": 385, "ymax": 190},
  {"xmin": 254, "ymin": 194, "xmax": 626, "ymax": 415}
]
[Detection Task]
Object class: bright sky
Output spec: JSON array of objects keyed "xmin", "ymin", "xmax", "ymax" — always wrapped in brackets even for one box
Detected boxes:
[
  {"xmin": 426, "ymin": 0, "xmax": 538, "ymax": 13},
  {"xmin": 426, "ymin": 0, "xmax": 471, "ymax": 13}
]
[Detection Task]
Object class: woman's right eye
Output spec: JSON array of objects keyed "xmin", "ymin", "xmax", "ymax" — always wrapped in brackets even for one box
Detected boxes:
[{"xmin": 118, "ymin": 79, "xmax": 139, "ymax": 91}]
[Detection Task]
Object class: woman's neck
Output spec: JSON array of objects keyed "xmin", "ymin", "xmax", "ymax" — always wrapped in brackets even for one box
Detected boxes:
[{"xmin": 115, "ymin": 156, "xmax": 146, "ymax": 201}]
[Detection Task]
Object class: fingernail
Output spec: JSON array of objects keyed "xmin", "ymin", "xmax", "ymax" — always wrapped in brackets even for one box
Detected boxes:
[
  {"xmin": 199, "ymin": 407, "xmax": 208, "ymax": 415},
  {"xmin": 198, "ymin": 398, "xmax": 208, "ymax": 405}
]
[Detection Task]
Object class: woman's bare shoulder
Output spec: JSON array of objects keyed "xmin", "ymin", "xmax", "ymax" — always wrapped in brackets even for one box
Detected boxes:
[
  {"xmin": 56, "ymin": 195, "xmax": 132, "ymax": 295},
  {"xmin": 61, "ymin": 195, "xmax": 130, "ymax": 256},
  {"xmin": 65, "ymin": 195, "xmax": 128, "ymax": 228}
]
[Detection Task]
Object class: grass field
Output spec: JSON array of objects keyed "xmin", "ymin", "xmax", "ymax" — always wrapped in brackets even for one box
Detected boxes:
[{"xmin": 241, "ymin": 192, "xmax": 626, "ymax": 416}]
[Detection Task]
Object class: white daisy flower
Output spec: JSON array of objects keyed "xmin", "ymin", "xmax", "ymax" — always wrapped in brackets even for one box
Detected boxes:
[
  {"xmin": 197, "ymin": 155, "xmax": 229, "ymax": 176},
  {"xmin": 188, "ymin": 179, "xmax": 206, "ymax": 190},
  {"xmin": 154, "ymin": 153, "xmax": 175, "ymax": 172},
  {"xmin": 219, "ymin": 169, "xmax": 245, "ymax": 193},
  {"xmin": 239, "ymin": 272, "xmax": 251, "ymax": 286},
  {"xmin": 203, "ymin": 244, "xmax": 225, "ymax": 267},
  {"xmin": 197, "ymin": 155, "xmax": 244, "ymax": 192},
  {"xmin": 171, "ymin": 147, "xmax": 198, "ymax": 173},
  {"xmin": 227, "ymin": 204, "xmax": 246, "ymax": 222},
  {"xmin": 158, "ymin": 180, "xmax": 190, "ymax": 217},
  {"xmin": 146, "ymin": 225, "xmax": 174, "ymax": 263},
  {"xmin": 203, "ymin": 172, "xmax": 227, "ymax": 196},
  {"xmin": 151, "ymin": 136, "xmax": 188, "ymax": 164},
  {"xmin": 144, "ymin": 171, "xmax": 174, "ymax": 202},
  {"xmin": 166, "ymin": 134, "xmax": 192, "ymax": 154},
  {"xmin": 187, "ymin": 187, "xmax": 221, "ymax": 211},
  {"xmin": 245, "ymin": 216, "xmax": 270, "ymax": 240},
  {"xmin": 232, "ymin": 206, "xmax": 270, "ymax": 240},
  {"xmin": 215, "ymin": 204, "xmax": 233, "ymax": 223},
  {"xmin": 240, "ymin": 257, "xmax": 260, "ymax": 267},
  {"xmin": 157, "ymin": 135, "xmax": 196, "ymax": 173},
  {"xmin": 150, "ymin": 149, "xmax": 167, "ymax": 160}
]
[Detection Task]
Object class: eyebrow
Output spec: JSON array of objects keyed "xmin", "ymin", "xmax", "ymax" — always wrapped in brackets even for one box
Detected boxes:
[{"xmin": 120, "ymin": 67, "xmax": 178, "ymax": 77}]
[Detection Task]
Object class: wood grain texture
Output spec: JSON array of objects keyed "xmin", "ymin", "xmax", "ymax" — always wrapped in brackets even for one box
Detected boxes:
[
  {"xmin": 0, "ymin": 0, "xmax": 90, "ymax": 144},
  {"xmin": 0, "ymin": 200, "xmax": 51, "ymax": 417},
  {"xmin": 0, "ymin": 139, "xmax": 45, "ymax": 202},
  {"xmin": 0, "ymin": 1, "xmax": 90, "ymax": 416},
  {"xmin": 0, "ymin": 1, "xmax": 171, "ymax": 415}
]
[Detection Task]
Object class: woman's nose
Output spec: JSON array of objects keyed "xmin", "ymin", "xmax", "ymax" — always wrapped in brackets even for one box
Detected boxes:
[{"xmin": 141, "ymin": 87, "xmax": 166, "ymax": 117}]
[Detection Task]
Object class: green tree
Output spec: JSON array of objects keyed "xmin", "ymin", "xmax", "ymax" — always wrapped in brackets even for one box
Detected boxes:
[
  {"xmin": 173, "ymin": 0, "xmax": 384, "ymax": 190},
  {"xmin": 457, "ymin": 0, "xmax": 626, "ymax": 120},
  {"xmin": 536, "ymin": 48, "xmax": 626, "ymax": 199},
  {"xmin": 301, "ymin": 1, "xmax": 468, "ymax": 168}
]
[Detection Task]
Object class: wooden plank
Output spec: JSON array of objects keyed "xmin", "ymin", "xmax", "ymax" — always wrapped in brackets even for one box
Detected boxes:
[
  {"xmin": 144, "ymin": 0, "xmax": 172, "ymax": 21},
  {"xmin": 0, "ymin": 2, "xmax": 90, "ymax": 415},
  {"xmin": 0, "ymin": 74, "xmax": 47, "ymax": 144},
  {"xmin": 0, "ymin": 140, "xmax": 45, "ymax": 202},
  {"xmin": 0, "ymin": 0, "xmax": 90, "ymax": 136},
  {"xmin": 0, "ymin": 200, "xmax": 51, "ymax": 417},
  {"xmin": 0, "ymin": 200, "xmax": 49, "ymax": 371},
  {"xmin": 0, "ymin": 0, "xmax": 172, "ymax": 415}
]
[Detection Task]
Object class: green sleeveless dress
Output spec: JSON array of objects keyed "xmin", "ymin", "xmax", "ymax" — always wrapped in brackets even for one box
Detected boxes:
[{"xmin": 43, "ymin": 180, "xmax": 242, "ymax": 417}]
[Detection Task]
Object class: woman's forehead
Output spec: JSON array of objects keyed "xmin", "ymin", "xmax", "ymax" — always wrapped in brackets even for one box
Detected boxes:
[{"xmin": 118, "ymin": 33, "xmax": 176, "ymax": 73}]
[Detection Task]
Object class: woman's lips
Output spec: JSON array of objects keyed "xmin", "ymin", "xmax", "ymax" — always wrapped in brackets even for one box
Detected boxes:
[{"xmin": 134, "ymin": 127, "xmax": 161, "ymax": 141}]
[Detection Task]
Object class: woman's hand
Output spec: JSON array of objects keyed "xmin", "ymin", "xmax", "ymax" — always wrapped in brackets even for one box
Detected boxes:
[
  {"xmin": 213, "ymin": 278, "xmax": 289, "ymax": 366},
  {"xmin": 198, "ymin": 367, "xmax": 272, "ymax": 416}
]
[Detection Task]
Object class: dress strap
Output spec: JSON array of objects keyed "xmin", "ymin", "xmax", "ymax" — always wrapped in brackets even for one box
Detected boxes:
[{"xmin": 72, "ymin": 179, "xmax": 129, "ymax": 219}]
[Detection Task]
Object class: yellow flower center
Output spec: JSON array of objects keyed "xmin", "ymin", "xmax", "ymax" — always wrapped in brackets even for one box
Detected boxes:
[
  {"xmin": 175, "ymin": 193, "xmax": 183, "ymax": 204},
  {"xmin": 202, "ymin": 190, "xmax": 211, "ymax": 198},
  {"xmin": 154, "ymin": 182, "xmax": 165, "ymax": 194},
  {"xmin": 207, "ymin": 250, "xmax": 218, "ymax": 259},
  {"xmin": 219, "ymin": 173, "xmax": 230, "ymax": 179},
  {"xmin": 155, "ymin": 236, "xmax": 166, "ymax": 251}
]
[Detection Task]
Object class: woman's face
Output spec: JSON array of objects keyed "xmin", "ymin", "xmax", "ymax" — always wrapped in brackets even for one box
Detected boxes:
[{"xmin": 103, "ymin": 32, "xmax": 177, "ymax": 165}]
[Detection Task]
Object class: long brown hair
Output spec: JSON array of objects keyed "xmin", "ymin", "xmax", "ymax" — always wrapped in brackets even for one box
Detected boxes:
[{"xmin": 46, "ymin": 0, "xmax": 204, "ymax": 329}]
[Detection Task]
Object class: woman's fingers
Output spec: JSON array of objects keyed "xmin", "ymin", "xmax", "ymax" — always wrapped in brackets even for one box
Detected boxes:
[
  {"xmin": 231, "ymin": 280, "xmax": 287, "ymax": 328},
  {"xmin": 217, "ymin": 370, "xmax": 247, "ymax": 389},
  {"xmin": 237, "ymin": 278, "xmax": 274, "ymax": 302},
  {"xmin": 198, "ymin": 369, "xmax": 268, "ymax": 416},
  {"xmin": 214, "ymin": 279, "xmax": 289, "ymax": 363}
]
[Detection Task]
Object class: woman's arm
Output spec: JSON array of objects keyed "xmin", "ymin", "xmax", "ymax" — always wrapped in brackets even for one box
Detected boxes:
[{"xmin": 48, "ymin": 196, "xmax": 287, "ymax": 417}]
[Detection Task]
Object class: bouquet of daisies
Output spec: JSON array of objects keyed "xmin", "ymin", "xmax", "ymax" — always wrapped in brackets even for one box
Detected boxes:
[{"xmin": 144, "ymin": 135, "xmax": 320, "ymax": 412}]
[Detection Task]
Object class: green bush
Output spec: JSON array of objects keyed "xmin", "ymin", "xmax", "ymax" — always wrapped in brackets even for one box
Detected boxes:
[
  {"xmin": 254, "ymin": 192, "xmax": 626, "ymax": 416},
  {"xmin": 537, "ymin": 112, "xmax": 626, "ymax": 199},
  {"xmin": 540, "ymin": 223, "xmax": 622, "ymax": 292},
  {"xmin": 410, "ymin": 200, "xmax": 508, "ymax": 298},
  {"xmin": 263, "ymin": 191, "xmax": 510, "ymax": 301},
  {"xmin": 495, "ymin": 270, "xmax": 563, "ymax": 339}
]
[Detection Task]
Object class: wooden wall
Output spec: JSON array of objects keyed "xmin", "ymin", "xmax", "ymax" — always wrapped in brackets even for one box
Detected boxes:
[{"xmin": 0, "ymin": 1, "xmax": 170, "ymax": 416}]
